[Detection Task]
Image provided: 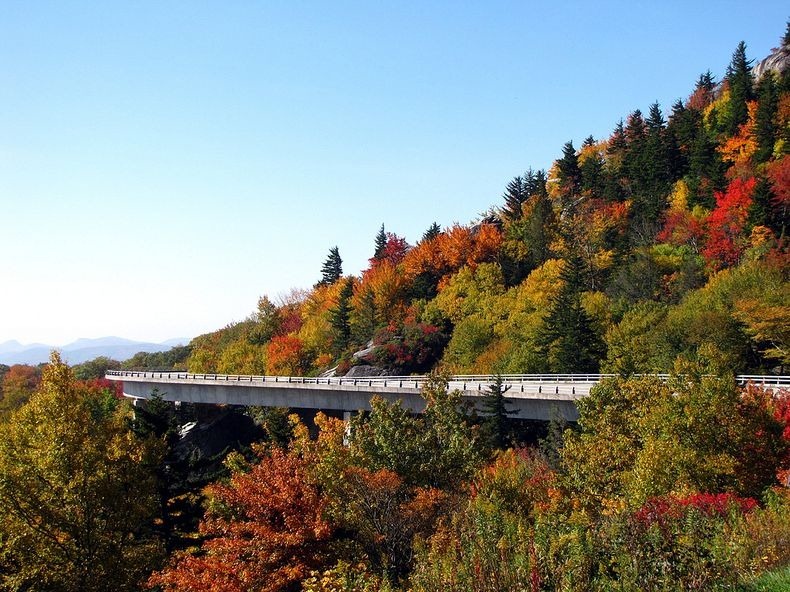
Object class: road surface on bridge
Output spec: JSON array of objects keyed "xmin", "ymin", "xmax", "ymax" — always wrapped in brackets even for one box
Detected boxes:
[{"xmin": 105, "ymin": 371, "xmax": 789, "ymax": 422}]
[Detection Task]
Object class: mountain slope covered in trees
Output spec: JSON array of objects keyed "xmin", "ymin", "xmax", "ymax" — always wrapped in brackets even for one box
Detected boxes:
[
  {"xmin": 183, "ymin": 31, "xmax": 789, "ymax": 380},
  {"xmin": 2, "ymin": 26, "xmax": 790, "ymax": 592}
]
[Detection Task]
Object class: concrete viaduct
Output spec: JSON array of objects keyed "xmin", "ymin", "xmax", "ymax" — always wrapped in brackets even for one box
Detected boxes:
[{"xmin": 105, "ymin": 371, "xmax": 790, "ymax": 422}]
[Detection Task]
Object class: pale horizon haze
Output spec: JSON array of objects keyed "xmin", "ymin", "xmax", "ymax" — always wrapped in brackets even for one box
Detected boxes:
[{"xmin": 1, "ymin": 2, "xmax": 787, "ymax": 346}]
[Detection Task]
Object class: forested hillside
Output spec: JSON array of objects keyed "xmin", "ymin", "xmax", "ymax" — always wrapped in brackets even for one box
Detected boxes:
[
  {"xmin": 2, "ymin": 26, "xmax": 790, "ymax": 592},
  {"xmin": 184, "ymin": 32, "xmax": 789, "ymax": 380}
]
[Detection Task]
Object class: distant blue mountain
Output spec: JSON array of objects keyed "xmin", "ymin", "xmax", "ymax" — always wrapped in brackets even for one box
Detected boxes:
[{"xmin": 0, "ymin": 337, "xmax": 190, "ymax": 366}]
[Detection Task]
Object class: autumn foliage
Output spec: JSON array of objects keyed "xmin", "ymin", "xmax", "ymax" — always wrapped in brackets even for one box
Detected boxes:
[
  {"xmin": 149, "ymin": 447, "xmax": 332, "ymax": 592},
  {"xmin": 702, "ymin": 176, "xmax": 756, "ymax": 268},
  {"xmin": 401, "ymin": 223, "xmax": 502, "ymax": 286}
]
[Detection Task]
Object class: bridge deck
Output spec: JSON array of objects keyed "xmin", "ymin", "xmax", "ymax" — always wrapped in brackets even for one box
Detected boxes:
[{"xmin": 105, "ymin": 371, "xmax": 789, "ymax": 422}]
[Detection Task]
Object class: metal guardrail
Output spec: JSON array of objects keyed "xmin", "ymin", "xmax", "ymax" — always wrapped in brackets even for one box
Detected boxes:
[{"xmin": 105, "ymin": 370, "xmax": 790, "ymax": 389}]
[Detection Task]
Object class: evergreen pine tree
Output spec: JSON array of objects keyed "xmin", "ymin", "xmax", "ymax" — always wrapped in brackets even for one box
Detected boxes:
[
  {"xmin": 579, "ymin": 137, "xmax": 605, "ymax": 196},
  {"xmin": 607, "ymin": 120, "xmax": 627, "ymax": 156},
  {"xmin": 667, "ymin": 99, "xmax": 701, "ymax": 177},
  {"xmin": 724, "ymin": 41, "xmax": 754, "ymax": 136},
  {"xmin": 421, "ymin": 221, "xmax": 441, "ymax": 242},
  {"xmin": 329, "ymin": 278, "xmax": 354, "ymax": 355},
  {"xmin": 529, "ymin": 169, "xmax": 548, "ymax": 197},
  {"xmin": 317, "ymin": 246, "xmax": 343, "ymax": 286},
  {"xmin": 351, "ymin": 286, "xmax": 378, "ymax": 344},
  {"xmin": 688, "ymin": 71, "xmax": 717, "ymax": 110},
  {"xmin": 537, "ymin": 251, "xmax": 603, "ymax": 373},
  {"xmin": 557, "ymin": 141, "xmax": 581, "ymax": 199},
  {"xmin": 539, "ymin": 406, "xmax": 570, "ymax": 471},
  {"xmin": 502, "ymin": 175, "xmax": 528, "ymax": 220},
  {"xmin": 639, "ymin": 102, "xmax": 673, "ymax": 224},
  {"xmin": 480, "ymin": 375, "xmax": 518, "ymax": 450},
  {"xmin": 373, "ymin": 224, "xmax": 387, "ymax": 260},
  {"xmin": 754, "ymin": 72, "xmax": 778, "ymax": 163}
]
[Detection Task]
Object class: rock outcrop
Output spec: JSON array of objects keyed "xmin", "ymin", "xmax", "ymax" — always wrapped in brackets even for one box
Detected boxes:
[{"xmin": 753, "ymin": 37, "xmax": 790, "ymax": 80}]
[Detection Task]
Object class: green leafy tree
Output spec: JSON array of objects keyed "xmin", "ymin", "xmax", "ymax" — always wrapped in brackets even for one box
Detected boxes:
[
  {"xmin": 349, "ymin": 373, "xmax": 482, "ymax": 490},
  {"xmin": 317, "ymin": 246, "xmax": 343, "ymax": 287},
  {"xmin": 72, "ymin": 356, "xmax": 122, "ymax": 380},
  {"xmin": 248, "ymin": 406, "xmax": 294, "ymax": 449},
  {"xmin": 122, "ymin": 345, "xmax": 191, "ymax": 371},
  {"xmin": 0, "ymin": 352, "xmax": 163, "ymax": 591},
  {"xmin": 562, "ymin": 372, "xmax": 788, "ymax": 512}
]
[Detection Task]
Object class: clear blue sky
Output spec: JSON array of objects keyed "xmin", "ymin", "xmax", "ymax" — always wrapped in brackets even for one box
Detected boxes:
[{"xmin": 1, "ymin": 1, "xmax": 787, "ymax": 346}]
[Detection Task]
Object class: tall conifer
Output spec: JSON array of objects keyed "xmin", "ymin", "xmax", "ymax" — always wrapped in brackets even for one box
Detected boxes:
[{"xmin": 317, "ymin": 247, "xmax": 343, "ymax": 286}]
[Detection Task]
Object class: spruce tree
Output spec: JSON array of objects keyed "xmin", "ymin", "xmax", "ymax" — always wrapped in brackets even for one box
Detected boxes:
[
  {"xmin": 724, "ymin": 41, "xmax": 754, "ymax": 136},
  {"xmin": 557, "ymin": 141, "xmax": 581, "ymax": 199},
  {"xmin": 529, "ymin": 169, "xmax": 548, "ymax": 197},
  {"xmin": 329, "ymin": 278, "xmax": 354, "ymax": 355},
  {"xmin": 623, "ymin": 110, "xmax": 647, "ymax": 195},
  {"xmin": 537, "ymin": 251, "xmax": 603, "ymax": 373},
  {"xmin": 480, "ymin": 375, "xmax": 518, "ymax": 450},
  {"xmin": 373, "ymin": 224, "xmax": 387, "ymax": 260},
  {"xmin": 607, "ymin": 120, "xmax": 627, "ymax": 156},
  {"xmin": 580, "ymin": 138, "xmax": 605, "ymax": 196},
  {"xmin": 754, "ymin": 72, "xmax": 778, "ymax": 163},
  {"xmin": 317, "ymin": 246, "xmax": 343, "ymax": 286},
  {"xmin": 421, "ymin": 221, "xmax": 441, "ymax": 242},
  {"xmin": 502, "ymin": 175, "xmax": 528, "ymax": 221},
  {"xmin": 640, "ymin": 102, "xmax": 673, "ymax": 223}
]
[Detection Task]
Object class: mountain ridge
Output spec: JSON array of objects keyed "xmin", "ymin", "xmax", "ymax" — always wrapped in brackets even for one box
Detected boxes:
[{"xmin": 0, "ymin": 337, "xmax": 190, "ymax": 366}]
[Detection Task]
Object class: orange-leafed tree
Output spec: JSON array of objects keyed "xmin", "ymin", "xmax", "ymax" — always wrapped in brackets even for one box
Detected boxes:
[
  {"xmin": 333, "ymin": 466, "xmax": 447, "ymax": 578},
  {"xmin": 657, "ymin": 180, "xmax": 707, "ymax": 253},
  {"xmin": 266, "ymin": 334, "xmax": 308, "ymax": 376},
  {"xmin": 702, "ymin": 176, "xmax": 756, "ymax": 269},
  {"xmin": 718, "ymin": 100, "xmax": 758, "ymax": 178},
  {"xmin": 352, "ymin": 260, "xmax": 410, "ymax": 337},
  {"xmin": 148, "ymin": 447, "xmax": 333, "ymax": 592},
  {"xmin": 401, "ymin": 223, "xmax": 502, "ymax": 289}
]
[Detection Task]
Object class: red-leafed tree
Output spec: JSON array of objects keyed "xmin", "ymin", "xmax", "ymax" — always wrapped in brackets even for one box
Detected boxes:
[
  {"xmin": 658, "ymin": 209, "xmax": 706, "ymax": 252},
  {"xmin": 702, "ymin": 177, "xmax": 756, "ymax": 269},
  {"xmin": 0, "ymin": 364, "xmax": 42, "ymax": 417},
  {"xmin": 148, "ymin": 447, "xmax": 333, "ymax": 592},
  {"xmin": 766, "ymin": 155, "xmax": 790, "ymax": 237},
  {"xmin": 370, "ymin": 233, "xmax": 410, "ymax": 268}
]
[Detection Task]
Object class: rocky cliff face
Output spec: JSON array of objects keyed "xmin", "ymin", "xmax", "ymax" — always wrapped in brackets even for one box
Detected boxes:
[{"xmin": 753, "ymin": 36, "xmax": 790, "ymax": 80}]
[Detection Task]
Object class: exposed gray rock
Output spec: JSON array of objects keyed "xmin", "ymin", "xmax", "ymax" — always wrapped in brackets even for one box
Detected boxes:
[
  {"xmin": 318, "ymin": 366, "xmax": 338, "ymax": 378},
  {"xmin": 344, "ymin": 365, "xmax": 394, "ymax": 377},
  {"xmin": 352, "ymin": 342, "xmax": 376, "ymax": 360},
  {"xmin": 753, "ymin": 39, "xmax": 790, "ymax": 80}
]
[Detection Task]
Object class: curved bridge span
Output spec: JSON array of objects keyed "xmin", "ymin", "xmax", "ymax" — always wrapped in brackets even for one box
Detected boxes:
[{"xmin": 105, "ymin": 371, "xmax": 790, "ymax": 422}]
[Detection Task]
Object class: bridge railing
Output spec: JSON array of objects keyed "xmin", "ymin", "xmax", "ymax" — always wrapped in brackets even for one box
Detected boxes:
[{"xmin": 104, "ymin": 370, "xmax": 790, "ymax": 389}]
